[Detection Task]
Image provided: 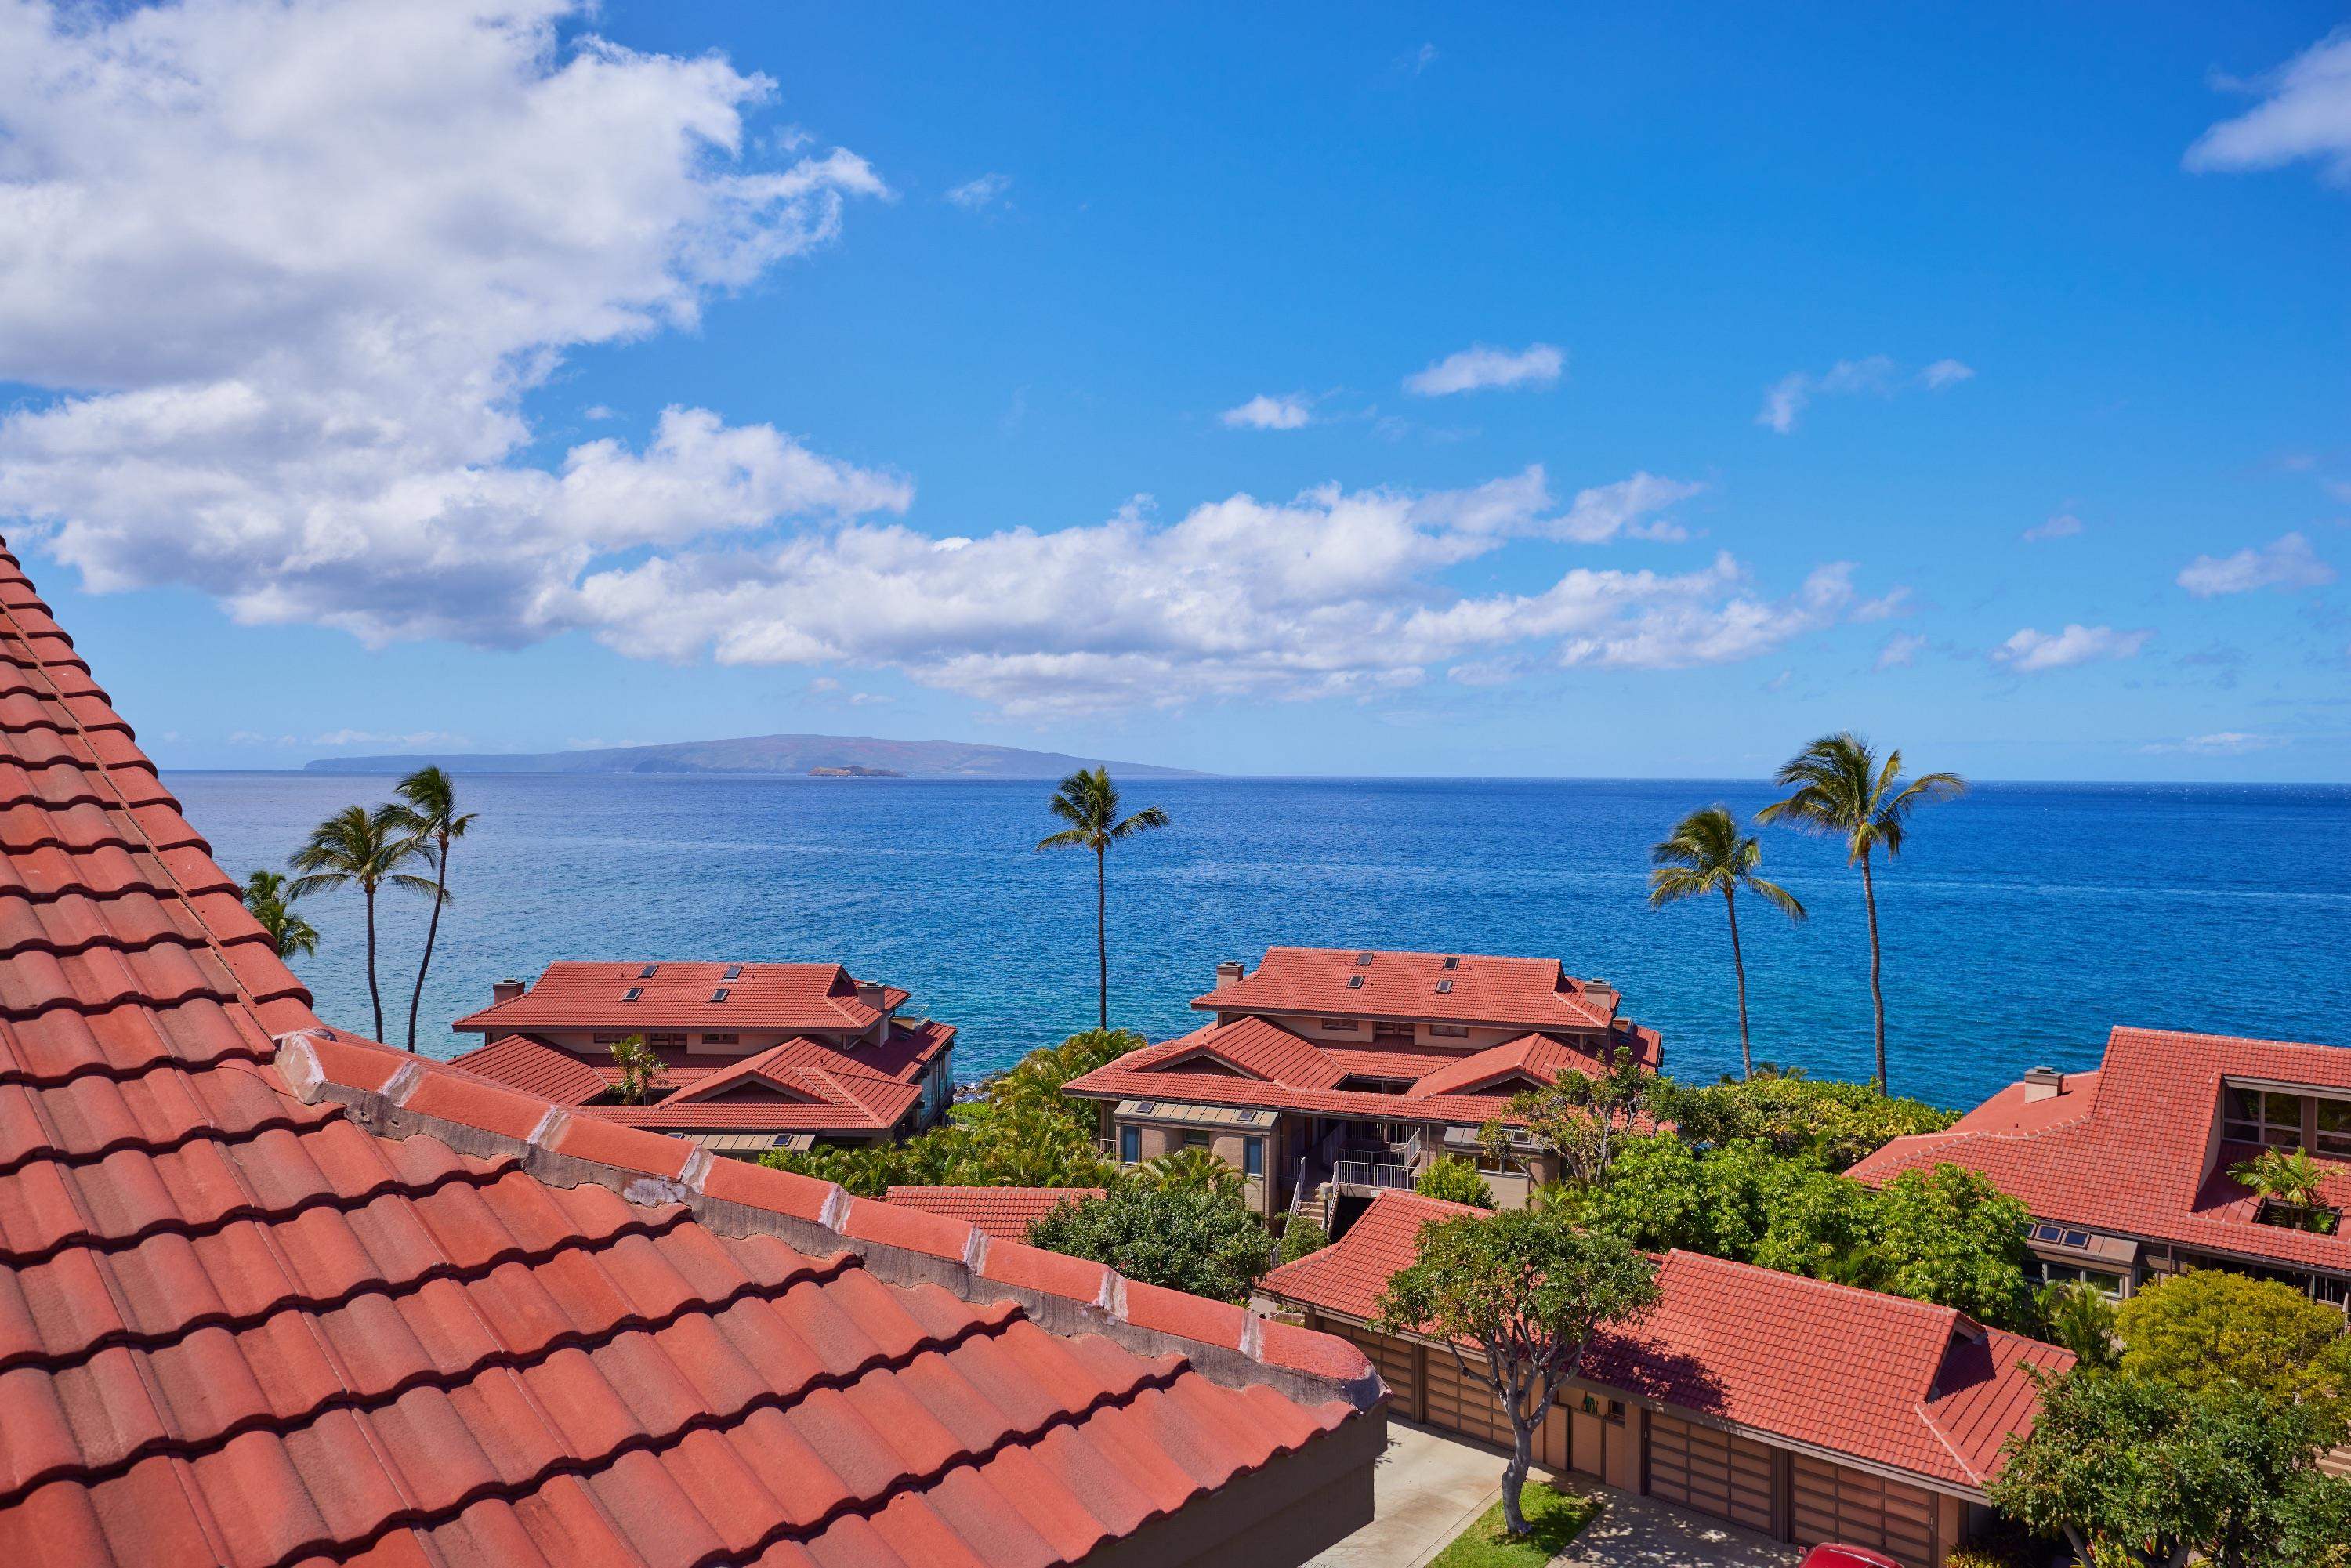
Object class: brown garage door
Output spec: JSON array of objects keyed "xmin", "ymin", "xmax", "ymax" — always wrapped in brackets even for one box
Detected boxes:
[
  {"xmin": 1791, "ymin": 1454, "xmax": 1936, "ymax": 1568},
  {"xmin": 1331, "ymin": 1323, "xmax": 1418, "ymax": 1412},
  {"xmin": 1421, "ymin": 1347, "xmax": 1512, "ymax": 1449},
  {"xmin": 1646, "ymin": 1412, "xmax": 1775, "ymax": 1534}
]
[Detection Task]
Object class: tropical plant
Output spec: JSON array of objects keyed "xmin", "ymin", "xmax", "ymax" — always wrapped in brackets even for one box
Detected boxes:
[
  {"xmin": 1275, "ymin": 1214, "xmax": 1328, "ymax": 1266},
  {"xmin": 608, "ymin": 1034, "xmax": 662, "ymax": 1106},
  {"xmin": 2034, "ymin": 1281, "xmax": 2121, "ymax": 1371},
  {"xmin": 1660, "ymin": 1074, "xmax": 1954, "ymax": 1170},
  {"xmin": 1378, "ymin": 1209, "xmax": 1659, "ymax": 1537},
  {"xmin": 287, "ymin": 803, "xmax": 436, "ymax": 1041},
  {"xmin": 1863, "ymin": 1164, "xmax": 2038, "ymax": 1331},
  {"xmin": 1035, "ymin": 767, "xmax": 1169, "ymax": 1030},
  {"xmin": 1025, "ymin": 1182, "xmax": 1273, "ymax": 1303},
  {"xmin": 2283, "ymin": 1469, "xmax": 2351, "ymax": 1568},
  {"xmin": 2117, "ymin": 1269, "xmax": 2351, "ymax": 1428},
  {"xmin": 1416, "ymin": 1156, "xmax": 1497, "ymax": 1208},
  {"xmin": 385, "ymin": 766, "xmax": 476, "ymax": 1053},
  {"xmin": 2230, "ymin": 1147, "xmax": 2338, "ymax": 1231},
  {"xmin": 1132, "ymin": 1145, "xmax": 1244, "ymax": 1199},
  {"xmin": 241, "ymin": 868, "xmax": 319, "ymax": 961},
  {"xmin": 1647, "ymin": 805, "xmax": 1806, "ymax": 1080},
  {"xmin": 1991, "ymin": 1371, "xmax": 2338, "ymax": 1568},
  {"xmin": 1758, "ymin": 733, "xmax": 1965, "ymax": 1094},
  {"xmin": 1491, "ymin": 1044, "xmax": 1658, "ymax": 1185}
]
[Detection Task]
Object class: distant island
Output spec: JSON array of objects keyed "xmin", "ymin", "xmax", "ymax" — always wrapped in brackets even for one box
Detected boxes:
[{"xmin": 302, "ymin": 733, "xmax": 1206, "ymax": 779}]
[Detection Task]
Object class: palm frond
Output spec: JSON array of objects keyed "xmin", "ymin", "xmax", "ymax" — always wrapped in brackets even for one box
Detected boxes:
[
  {"xmin": 1035, "ymin": 827, "xmax": 1092, "ymax": 852},
  {"xmin": 1110, "ymin": 804, "xmax": 1170, "ymax": 838},
  {"xmin": 1748, "ymin": 875, "xmax": 1807, "ymax": 922}
]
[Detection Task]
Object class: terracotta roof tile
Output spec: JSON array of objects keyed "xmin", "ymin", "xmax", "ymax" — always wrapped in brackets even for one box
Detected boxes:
[
  {"xmin": 1849, "ymin": 1026, "xmax": 2351, "ymax": 1277},
  {"xmin": 0, "ymin": 539, "xmax": 1380, "ymax": 1567},
  {"xmin": 882, "ymin": 1187, "xmax": 1104, "ymax": 1241},
  {"xmin": 452, "ymin": 961, "xmax": 915, "ymax": 1037},
  {"xmin": 1197, "ymin": 947, "xmax": 1628, "ymax": 1034},
  {"xmin": 1263, "ymin": 1190, "xmax": 2068, "ymax": 1492}
]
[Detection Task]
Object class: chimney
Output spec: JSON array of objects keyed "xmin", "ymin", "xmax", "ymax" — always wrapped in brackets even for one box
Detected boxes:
[
  {"xmin": 1215, "ymin": 959, "xmax": 1244, "ymax": 987},
  {"xmin": 491, "ymin": 977, "xmax": 526, "ymax": 1006},
  {"xmin": 854, "ymin": 980, "xmax": 888, "ymax": 1014},
  {"xmin": 2021, "ymin": 1065, "xmax": 2065, "ymax": 1103}
]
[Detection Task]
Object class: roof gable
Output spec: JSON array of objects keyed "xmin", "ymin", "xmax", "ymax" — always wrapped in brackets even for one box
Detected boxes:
[{"xmin": 1197, "ymin": 947, "xmax": 1624, "ymax": 1033}]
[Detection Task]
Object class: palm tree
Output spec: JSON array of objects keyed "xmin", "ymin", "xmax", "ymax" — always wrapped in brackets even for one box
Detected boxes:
[
  {"xmin": 288, "ymin": 804, "xmax": 437, "ymax": 1043},
  {"xmin": 241, "ymin": 868, "xmax": 319, "ymax": 961},
  {"xmin": 1036, "ymin": 767, "xmax": 1169, "ymax": 1030},
  {"xmin": 1649, "ymin": 806, "xmax": 1806, "ymax": 1081},
  {"xmin": 386, "ymin": 766, "xmax": 477, "ymax": 1052},
  {"xmin": 1759, "ymin": 733, "xmax": 1965, "ymax": 1095}
]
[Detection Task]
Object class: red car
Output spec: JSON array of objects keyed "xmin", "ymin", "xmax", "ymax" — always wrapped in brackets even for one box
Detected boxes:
[{"xmin": 1799, "ymin": 1547, "xmax": 1904, "ymax": 1568}]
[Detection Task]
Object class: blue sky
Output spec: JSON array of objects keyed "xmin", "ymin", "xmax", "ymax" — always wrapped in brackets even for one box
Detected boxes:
[{"xmin": 2, "ymin": 2, "xmax": 2347, "ymax": 779}]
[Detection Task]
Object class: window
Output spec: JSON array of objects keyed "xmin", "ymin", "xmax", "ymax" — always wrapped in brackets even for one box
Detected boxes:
[
  {"xmin": 1354, "ymin": 951, "xmax": 1375, "ymax": 966},
  {"xmin": 710, "ymin": 987, "xmax": 730, "ymax": 1003},
  {"xmin": 2225, "ymin": 1086, "xmax": 2304, "ymax": 1148},
  {"xmin": 591, "ymin": 1032, "xmax": 634, "ymax": 1045},
  {"xmin": 1346, "ymin": 975, "xmax": 1364, "ymax": 990},
  {"xmin": 722, "ymin": 964, "xmax": 743, "ymax": 980},
  {"xmin": 638, "ymin": 964, "xmax": 659, "ymax": 979},
  {"xmin": 1319, "ymin": 1019, "xmax": 1361, "ymax": 1032},
  {"xmin": 2035, "ymin": 1259, "xmax": 2125, "ymax": 1298},
  {"xmin": 647, "ymin": 1032, "xmax": 686, "ymax": 1047},
  {"xmin": 700, "ymin": 1031, "xmax": 738, "ymax": 1046},
  {"xmin": 1429, "ymin": 1023, "xmax": 1469, "ymax": 1038},
  {"xmin": 1182, "ymin": 1131, "xmax": 1210, "ymax": 1150},
  {"xmin": 621, "ymin": 987, "xmax": 642, "ymax": 1003},
  {"xmin": 1435, "ymin": 979, "xmax": 1453, "ymax": 994},
  {"xmin": 2319, "ymin": 1097, "xmax": 2351, "ymax": 1159},
  {"xmin": 1243, "ymin": 1139, "xmax": 1263, "ymax": 1178},
  {"xmin": 1118, "ymin": 1126, "xmax": 1140, "ymax": 1164},
  {"xmin": 1442, "ymin": 956, "xmax": 1460, "ymax": 971}
]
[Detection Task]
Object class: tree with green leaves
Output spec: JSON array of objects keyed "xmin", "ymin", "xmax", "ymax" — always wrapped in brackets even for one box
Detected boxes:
[
  {"xmin": 1035, "ymin": 767, "xmax": 1169, "ymax": 1030},
  {"xmin": 1415, "ymin": 1156, "xmax": 1496, "ymax": 1208},
  {"xmin": 2117, "ymin": 1269, "xmax": 2351, "ymax": 1427},
  {"xmin": 1864, "ymin": 1164, "xmax": 2037, "ymax": 1331},
  {"xmin": 2230, "ymin": 1147, "xmax": 2338, "ymax": 1232},
  {"xmin": 385, "ymin": 766, "xmax": 476, "ymax": 1053},
  {"xmin": 288, "ymin": 803, "xmax": 436, "ymax": 1041},
  {"xmin": 1275, "ymin": 1213, "xmax": 1328, "ymax": 1265},
  {"xmin": 1659, "ymin": 1073, "xmax": 1955, "ymax": 1171},
  {"xmin": 1758, "ymin": 733, "xmax": 1965, "ymax": 1094},
  {"xmin": 1025, "ymin": 1182, "xmax": 1272, "ymax": 1303},
  {"xmin": 241, "ymin": 868, "xmax": 319, "ymax": 961},
  {"xmin": 1378, "ymin": 1209, "xmax": 1659, "ymax": 1537},
  {"xmin": 2034, "ymin": 1281, "xmax": 2121, "ymax": 1371},
  {"xmin": 1648, "ymin": 805, "xmax": 1806, "ymax": 1080},
  {"xmin": 1492, "ymin": 1045, "xmax": 1658, "ymax": 1185},
  {"xmin": 1991, "ymin": 1371, "xmax": 2340, "ymax": 1568},
  {"xmin": 608, "ymin": 1034, "xmax": 662, "ymax": 1106}
]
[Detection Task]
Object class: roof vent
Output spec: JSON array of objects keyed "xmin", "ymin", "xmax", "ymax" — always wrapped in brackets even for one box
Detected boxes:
[
  {"xmin": 1442, "ymin": 955, "xmax": 1460, "ymax": 970},
  {"xmin": 1436, "ymin": 979, "xmax": 1454, "ymax": 994},
  {"xmin": 639, "ymin": 964, "xmax": 659, "ymax": 979},
  {"xmin": 621, "ymin": 987, "xmax": 643, "ymax": 1003},
  {"xmin": 723, "ymin": 963, "xmax": 743, "ymax": 980},
  {"xmin": 711, "ymin": 987, "xmax": 730, "ymax": 1003},
  {"xmin": 1346, "ymin": 974, "xmax": 1364, "ymax": 990}
]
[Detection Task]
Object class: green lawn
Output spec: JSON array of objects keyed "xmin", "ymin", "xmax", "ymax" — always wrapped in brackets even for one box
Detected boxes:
[{"xmin": 1429, "ymin": 1479, "xmax": 1601, "ymax": 1568}]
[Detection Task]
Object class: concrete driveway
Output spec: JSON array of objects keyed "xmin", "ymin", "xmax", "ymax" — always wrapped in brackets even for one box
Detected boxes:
[
  {"xmin": 1552, "ymin": 1487, "xmax": 1804, "ymax": 1568},
  {"xmin": 1306, "ymin": 1418, "xmax": 1502, "ymax": 1568}
]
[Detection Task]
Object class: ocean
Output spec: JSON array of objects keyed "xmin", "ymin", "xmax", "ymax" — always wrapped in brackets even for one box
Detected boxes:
[{"xmin": 170, "ymin": 772, "xmax": 2351, "ymax": 1111}]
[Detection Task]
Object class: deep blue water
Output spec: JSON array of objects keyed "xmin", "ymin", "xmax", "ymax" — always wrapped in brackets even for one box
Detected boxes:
[{"xmin": 168, "ymin": 773, "xmax": 2351, "ymax": 1111}]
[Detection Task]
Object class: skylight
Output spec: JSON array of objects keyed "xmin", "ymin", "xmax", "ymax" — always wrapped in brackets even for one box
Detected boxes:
[
  {"xmin": 1442, "ymin": 955, "xmax": 1460, "ymax": 970},
  {"xmin": 1354, "ymin": 951, "xmax": 1374, "ymax": 966},
  {"xmin": 1436, "ymin": 979, "xmax": 1453, "ymax": 994},
  {"xmin": 723, "ymin": 963, "xmax": 743, "ymax": 980},
  {"xmin": 621, "ymin": 987, "xmax": 642, "ymax": 1002},
  {"xmin": 711, "ymin": 987, "xmax": 730, "ymax": 1003},
  {"xmin": 639, "ymin": 964, "xmax": 659, "ymax": 979},
  {"xmin": 1346, "ymin": 974, "xmax": 1364, "ymax": 989}
]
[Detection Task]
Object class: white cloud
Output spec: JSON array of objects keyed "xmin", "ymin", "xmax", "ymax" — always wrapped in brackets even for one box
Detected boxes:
[
  {"xmin": 2023, "ymin": 512, "xmax": 2084, "ymax": 542},
  {"xmin": 2175, "ymin": 532, "xmax": 2336, "ymax": 597},
  {"xmin": 583, "ymin": 404, "xmax": 617, "ymax": 422},
  {"xmin": 945, "ymin": 172, "xmax": 1012, "ymax": 210},
  {"xmin": 0, "ymin": 0, "xmax": 897, "ymax": 646},
  {"xmin": 310, "ymin": 728, "xmax": 472, "ymax": 749},
  {"xmin": 2185, "ymin": 28, "xmax": 2351, "ymax": 184},
  {"xmin": 1404, "ymin": 342, "xmax": 1564, "ymax": 397},
  {"xmin": 1221, "ymin": 393, "xmax": 1312, "ymax": 430},
  {"xmin": 1407, "ymin": 43, "xmax": 1440, "ymax": 75},
  {"xmin": 1755, "ymin": 355, "xmax": 1971, "ymax": 433},
  {"xmin": 1553, "ymin": 473, "xmax": 1703, "ymax": 544},
  {"xmin": 2141, "ymin": 732, "xmax": 2287, "ymax": 757},
  {"xmin": 1852, "ymin": 585, "xmax": 1911, "ymax": 622},
  {"xmin": 1992, "ymin": 625, "xmax": 2152, "ymax": 673},
  {"xmin": 1875, "ymin": 632, "xmax": 1928, "ymax": 670}
]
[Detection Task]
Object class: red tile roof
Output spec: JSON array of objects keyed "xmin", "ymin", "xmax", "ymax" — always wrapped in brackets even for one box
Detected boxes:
[
  {"xmin": 1848, "ymin": 1026, "xmax": 2351, "ymax": 1280},
  {"xmin": 452, "ymin": 960, "xmax": 915, "ymax": 1035},
  {"xmin": 1263, "ymin": 1190, "xmax": 2069, "ymax": 1493},
  {"xmin": 0, "ymin": 541, "xmax": 1382, "ymax": 1566},
  {"xmin": 1197, "ymin": 947, "xmax": 1632, "ymax": 1035},
  {"xmin": 1405, "ymin": 1034, "xmax": 1611, "ymax": 1099},
  {"xmin": 883, "ymin": 1188, "xmax": 1107, "ymax": 1241},
  {"xmin": 1064, "ymin": 1016, "xmax": 1628, "ymax": 1126}
]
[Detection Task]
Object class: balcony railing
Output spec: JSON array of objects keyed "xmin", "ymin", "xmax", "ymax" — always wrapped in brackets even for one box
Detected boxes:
[{"xmin": 1333, "ymin": 1159, "xmax": 1415, "ymax": 1191}]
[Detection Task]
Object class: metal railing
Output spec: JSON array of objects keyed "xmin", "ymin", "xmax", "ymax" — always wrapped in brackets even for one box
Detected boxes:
[{"xmin": 1333, "ymin": 1159, "xmax": 1415, "ymax": 1190}]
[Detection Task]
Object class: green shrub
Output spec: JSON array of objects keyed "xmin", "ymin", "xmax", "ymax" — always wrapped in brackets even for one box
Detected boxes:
[
  {"xmin": 1416, "ymin": 1156, "xmax": 1497, "ymax": 1208},
  {"xmin": 1276, "ymin": 1215, "xmax": 1328, "ymax": 1265},
  {"xmin": 1026, "ymin": 1182, "xmax": 1273, "ymax": 1304}
]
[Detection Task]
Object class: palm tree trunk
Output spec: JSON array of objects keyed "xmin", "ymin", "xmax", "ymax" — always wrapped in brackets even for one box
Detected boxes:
[
  {"xmin": 1860, "ymin": 851, "xmax": 1886, "ymax": 1093},
  {"xmin": 405, "ymin": 838, "xmax": 447, "ymax": 1053},
  {"xmin": 1725, "ymin": 886, "xmax": 1751, "ymax": 1080},
  {"xmin": 1095, "ymin": 844, "xmax": 1108, "ymax": 1030},
  {"xmin": 362, "ymin": 884, "xmax": 385, "ymax": 1041}
]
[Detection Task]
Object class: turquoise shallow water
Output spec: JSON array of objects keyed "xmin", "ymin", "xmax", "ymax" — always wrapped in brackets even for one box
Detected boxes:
[{"xmin": 169, "ymin": 773, "xmax": 2351, "ymax": 1110}]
